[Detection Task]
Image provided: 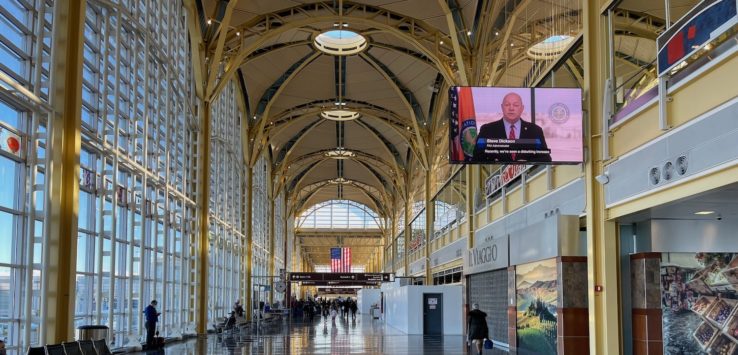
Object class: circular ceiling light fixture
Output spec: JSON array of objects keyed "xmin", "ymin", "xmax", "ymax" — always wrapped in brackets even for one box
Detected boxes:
[
  {"xmin": 321, "ymin": 109, "xmax": 361, "ymax": 121},
  {"xmin": 329, "ymin": 177, "xmax": 352, "ymax": 184},
  {"xmin": 324, "ymin": 148, "xmax": 356, "ymax": 159},
  {"xmin": 526, "ymin": 35, "xmax": 575, "ymax": 60},
  {"xmin": 314, "ymin": 30, "xmax": 368, "ymax": 55}
]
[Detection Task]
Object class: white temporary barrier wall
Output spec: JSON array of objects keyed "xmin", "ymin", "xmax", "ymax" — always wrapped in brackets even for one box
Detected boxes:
[
  {"xmin": 357, "ymin": 289, "xmax": 382, "ymax": 314},
  {"xmin": 383, "ymin": 285, "xmax": 463, "ymax": 335}
]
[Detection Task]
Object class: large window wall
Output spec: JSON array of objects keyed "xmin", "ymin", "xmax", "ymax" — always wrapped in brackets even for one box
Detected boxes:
[
  {"xmin": 207, "ymin": 80, "xmax": 245, "ymax": 325},
  {"xmin": 296, "ymin": 200, "xmax": 380, "ymax": 229},
  {"xmin": 273, "ymin": 192, "xmax": 285, "ymax": 304},
  {"xmin": 432, "ymin": 168, "xmax": 466, "ymax": 240},
  {"xmin": 74, "ymin": 0, "xmax": 202, "ymax": 346},
  {"xmin": 251, "ymin": 155, "xmax": 270, "ymax": 307},
  {"xmin": 0, "ymin": 0, "xmax": 54, "ymax": 352}
]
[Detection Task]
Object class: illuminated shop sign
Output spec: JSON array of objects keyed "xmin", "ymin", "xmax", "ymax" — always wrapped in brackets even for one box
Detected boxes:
[{"xmin": 485, "ymin": 164, "xmax": 531, "ymax": 198}]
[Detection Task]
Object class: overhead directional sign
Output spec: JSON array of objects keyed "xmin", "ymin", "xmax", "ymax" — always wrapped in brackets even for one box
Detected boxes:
[
  {"xmin": 288, "ymin": 272, "xmax": 394, "ymax": 283},
  {"xmin": 302, "ymin": 281, "xmax": 379, "ymax": 286}
]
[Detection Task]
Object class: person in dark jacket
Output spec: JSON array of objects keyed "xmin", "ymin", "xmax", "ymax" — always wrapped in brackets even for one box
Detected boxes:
[
  {"xmin": 467, "ymin": 303, "xmax": 489, "ymax": 355},
  {"xmin": 143, "ymin": 300, "xmax": 161, "ymax": 347}
]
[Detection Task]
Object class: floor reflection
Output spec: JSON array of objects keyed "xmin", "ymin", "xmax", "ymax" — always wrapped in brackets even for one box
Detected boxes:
[{"xmin": 130, "ymin": 314, "xmax": 511, "ymax": 354}]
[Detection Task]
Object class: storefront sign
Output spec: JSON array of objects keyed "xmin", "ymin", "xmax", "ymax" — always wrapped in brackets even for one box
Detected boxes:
[
  {"xmin": 485, "ymin": 165, "xmax": 530, "ymax": 198},
  {"xmin": 463, "ymin": 236, "xmax": 509, "ymax": 275},
  {"xmin": 656, "ymin": 0, "xmax": 738, "ymax": 76}
]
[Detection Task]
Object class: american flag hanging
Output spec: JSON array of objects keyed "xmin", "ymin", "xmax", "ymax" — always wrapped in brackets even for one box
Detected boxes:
[{"xmin": 330, "ymin": 247, "xmax": 351, "ymax": 272}]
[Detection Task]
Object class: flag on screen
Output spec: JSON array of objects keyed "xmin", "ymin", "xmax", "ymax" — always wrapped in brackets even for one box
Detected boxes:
[{"xmin": 330, "ymin": 247, "xmax": 351, "ymax": 272}]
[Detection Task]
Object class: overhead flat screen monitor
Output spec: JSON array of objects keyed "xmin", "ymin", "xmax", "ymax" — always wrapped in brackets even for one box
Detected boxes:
[{"xmin": 449, "ymin": 87, "xmax": 583, "ymax": 164}]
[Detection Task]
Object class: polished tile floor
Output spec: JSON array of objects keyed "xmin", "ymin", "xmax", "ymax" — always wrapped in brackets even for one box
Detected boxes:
[{"xmin": 131, "ymin": 313, "xmax": 510, "ymax": 354}]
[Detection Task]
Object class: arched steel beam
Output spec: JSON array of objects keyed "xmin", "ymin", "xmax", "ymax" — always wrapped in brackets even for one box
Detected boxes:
[
  {"xmin": 274, "ymin": 118, "xmax": 324, "ymax": 166},
  {"xmin": 438, "ymin": 0, "xmax": 470, "ymax": 85},
  {"xmin": 267, "ymin": 98, "xmax": 411, "ymax": 135},
  {"xmin": 353, "ymin": 119, "xmax": 406, "ymax": 194},
  {"xmin": 292, "ymin": 181, "xmax": 388, "ymax": 218},
  {"xmin": 270, "ymin": 119, "xmax": 402, "ymax": 195},
  {"xmin": 267, "ymin": 107, "xmax": 410, "ymax": 143},
  {"xmin": 485, "ymin": 0, "xmax": 534, "ymax": 86},
  {"xmin": 246, "ymin": 51, "xmax": 322, "ymax": 166},
  {"xmin": 254, "ymin": 51, "xmax": 321, "ymax": 119},
  {"xmin": 204, "ymin": 0, "xmax": 238, "ymax": 99},
  {"xmin": 359, "ymin": 52, "xmax": 429, "ymax": 170},
  {"xmin": 294, "ymin": 179, "xmax": 387, "ymax": 210},
  {"xmin": 207, "ymin": 1, "xmax": 460, "ymax": 103},
  {"xmin": 369, "ymin": 42, "xmax": 438, "ymax": 69},
  {"xmin": 288, "ymin": 149, "xmax": 395, "ymax": 175},
  {"xmin": 355, "ymin": 159, "xmax": 398, "ymax": 202},
  {"xmin": 284, "ymin": 156, "xmax": 396, "ymax": 207}
]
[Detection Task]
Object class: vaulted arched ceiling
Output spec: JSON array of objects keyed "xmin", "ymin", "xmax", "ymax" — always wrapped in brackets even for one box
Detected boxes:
[{"xmin": 191, "ymin": 0, "xmax": 669, "ymax": 268}]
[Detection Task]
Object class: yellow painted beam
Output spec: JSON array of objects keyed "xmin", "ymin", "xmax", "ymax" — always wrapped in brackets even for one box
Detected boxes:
[
  {"xmin": 245, "ymin": 166, "xmax": 254, "ymax": 320},
  {"xmin": 425, "ymin": 171, "xmax": 433, "ymax": 284},
  {"xmin": 583, "ymin": 0, "xmax": 622, "ymax": 352},
  {"xmin": 268, "ymin": 187, "xmax": 275, "ymax": 304},
  {"xmin": 437, "ymin": 0, "xmax": 468, "ymax": 85},
  {"xmin": 196, "ymin": 101, "xmax": 211, "ymax": 334},
  {"xmin": 467, "ymin": 166, "xmax": 477, "ymax": 250},
  {"xmin": 404, "ymin": 177, "xmax": 411, "ymax": 275},
  {"xmin": 42, "ymin": 0, "xmax": 86, "ymax": 343},
  {"xmin": 205, "ymin": 0, "xmax": 237, "ymax": 100}
]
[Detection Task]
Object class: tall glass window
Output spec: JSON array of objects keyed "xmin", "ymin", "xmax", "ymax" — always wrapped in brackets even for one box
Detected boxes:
[
  {"xmin": 296, "ymin": 200, "xmax": 380, "ymax": 229},
  {"xmin": 432, "ymin": 168, "xmax": 466, "ymax": 239},
  {"xmin": 208, "ymin": 80, "xmax": 245, "ymax": 324},
  {"xmin": 0, "ymin": 0, "xmax": 54, "ymax": 352},
  {"xmin": 74, "ymin": 0, "xmax": 202, "ymax": 346}
]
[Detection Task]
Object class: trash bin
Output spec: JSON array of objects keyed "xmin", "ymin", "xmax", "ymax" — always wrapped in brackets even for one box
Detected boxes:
[{"xmin": 76, "ymin": 325, "xmax": 109, "ymax": 342}]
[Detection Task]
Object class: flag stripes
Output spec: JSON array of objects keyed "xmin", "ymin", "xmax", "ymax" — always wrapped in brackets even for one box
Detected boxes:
[{"xmin": 330, "ymin": 247, "xmax": 351, "ymax": 272}]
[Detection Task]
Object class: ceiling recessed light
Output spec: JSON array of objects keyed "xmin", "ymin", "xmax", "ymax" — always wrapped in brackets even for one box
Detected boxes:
[{"xmin": 694, "ymin": 211, "xmax": 716, "ymax": 215}]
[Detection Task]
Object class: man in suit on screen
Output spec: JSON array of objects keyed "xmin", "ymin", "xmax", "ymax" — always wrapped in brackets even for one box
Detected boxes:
[{"xmin": 472, "ymin": 92, "xmax": 552, "ymax": 163}]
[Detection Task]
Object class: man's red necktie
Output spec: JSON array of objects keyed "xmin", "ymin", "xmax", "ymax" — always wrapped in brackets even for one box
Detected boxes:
[{"xmin": 509, "ymin": 125, "xmax": 517, "ymax": 160}]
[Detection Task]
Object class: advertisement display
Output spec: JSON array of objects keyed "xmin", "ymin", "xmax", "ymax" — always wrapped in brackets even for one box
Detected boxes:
[
  {"xmin": 449, "ymin": 87, "xmax": 582, "ymax": 165},
  {"xmin": 661, "ymin": 253, "xmax": 738, "ymax": 354},
  {"xmin": 516, "ymin": 258, "xmax": 558, "ymax": 355}
]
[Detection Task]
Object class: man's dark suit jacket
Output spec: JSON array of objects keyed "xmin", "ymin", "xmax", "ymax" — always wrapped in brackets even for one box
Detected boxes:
[{"xmin": 472, "ymin": 119, "xmax": 552, "ymax": 163}]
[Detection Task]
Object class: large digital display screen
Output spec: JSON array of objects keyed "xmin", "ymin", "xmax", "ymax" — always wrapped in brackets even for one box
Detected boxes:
[{"xmin": 449, "ymin": 87, "xmax": 583, "ymax": 164}]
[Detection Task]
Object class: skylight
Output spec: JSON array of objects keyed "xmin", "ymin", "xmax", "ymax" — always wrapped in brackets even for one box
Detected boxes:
[
  {"xmin": 527, "ymin": 35, "xmax": 575, "ymax": 60},
  {"xmin": 314, "ymin": 30, "xmax": 368, "ymax": 55}
]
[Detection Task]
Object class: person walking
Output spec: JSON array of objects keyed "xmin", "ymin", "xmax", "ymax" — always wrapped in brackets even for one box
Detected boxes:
[
  {"xmin": 467, "ymin": 303, "xmax": 489, "ymax": 355},
  {"xmin": 350, "ymin": 300, "xmax": 358, "ymax": 320},
  {"xmin": 330, "ymin": 304, "xmax": 338, "ymax": 323},
  {"xmin": 144, "ymin": 300, "xmax": 161, "ymax": 348}
]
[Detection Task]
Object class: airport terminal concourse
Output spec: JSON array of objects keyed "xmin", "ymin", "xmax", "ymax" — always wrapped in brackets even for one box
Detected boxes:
[{"xmin": 1, "ymin": 0, "xmax": 737, "ymax": 354}]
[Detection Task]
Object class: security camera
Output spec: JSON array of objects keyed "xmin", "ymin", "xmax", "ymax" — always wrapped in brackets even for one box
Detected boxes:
[
  {"xmin": 595, "ymin": 172, "xmax": 609, "ymax": 185},
  {"xmin": 716, "ymin": 214, "xmax": 723, "ymax": 221}
]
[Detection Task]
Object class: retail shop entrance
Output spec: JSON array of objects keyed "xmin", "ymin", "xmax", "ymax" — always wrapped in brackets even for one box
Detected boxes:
[{"xmin": 616, "ymin": 183, "xmax": 738, "ymax": 355}]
